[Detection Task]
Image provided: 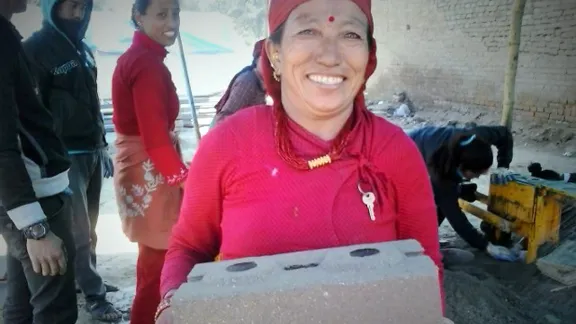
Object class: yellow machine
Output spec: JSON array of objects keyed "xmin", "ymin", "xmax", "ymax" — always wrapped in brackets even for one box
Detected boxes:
[{"xmin": 458, "ymin": 175, "xmax": 576, "ymax": 263}]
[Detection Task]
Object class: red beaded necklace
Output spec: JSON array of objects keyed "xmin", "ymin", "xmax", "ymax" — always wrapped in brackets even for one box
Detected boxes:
[{"xmin": 273, "ymin": 105, "xmax": 355, "ymax": 170}]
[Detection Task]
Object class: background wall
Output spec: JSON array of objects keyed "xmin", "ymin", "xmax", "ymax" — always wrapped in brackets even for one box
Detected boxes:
[{"xmin": 368, "ymin": 0, "xmax": 576, "ymax": 126}]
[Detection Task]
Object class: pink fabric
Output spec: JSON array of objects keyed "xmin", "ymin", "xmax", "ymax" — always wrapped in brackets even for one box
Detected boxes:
[
  {"xmin": 113, "ymin": 133, "xmax": 182, "ymax": 250},
  {"xmin": 161, "ymin": 0, "xmax": 444, "ymax": 313},
  {"xmin": 161, "ymin": 107, "xmax": 443, "ymax": 302}
]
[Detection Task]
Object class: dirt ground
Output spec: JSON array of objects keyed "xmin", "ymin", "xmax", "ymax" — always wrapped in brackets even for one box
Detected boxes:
[
  {"xmin": 379, "ymin": 102, "xmax": 576, "ymax": 324},
  {"xmin": 1, "ymin": 103, "xmax": 575, "ymax": 324}
]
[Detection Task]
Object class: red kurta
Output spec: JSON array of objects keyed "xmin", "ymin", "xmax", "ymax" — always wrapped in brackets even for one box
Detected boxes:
[
  {"xmin": 112, "ymin": 31, "xmax": 187, "ymax": 185},
  {"xmin": 161, "ymin": 106, "xmax": 444, "ymax": 301}
]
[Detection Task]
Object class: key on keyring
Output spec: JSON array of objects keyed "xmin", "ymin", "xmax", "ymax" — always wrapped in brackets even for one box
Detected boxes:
[{"xmin": 362, "ymin": 192, "xmax": 376, "ymax": 221}]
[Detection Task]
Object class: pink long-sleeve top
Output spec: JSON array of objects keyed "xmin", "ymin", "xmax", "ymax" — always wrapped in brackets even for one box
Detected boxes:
[{"xmin": 161, "ymin": 106, "xmax": 444, "ymax": 303}]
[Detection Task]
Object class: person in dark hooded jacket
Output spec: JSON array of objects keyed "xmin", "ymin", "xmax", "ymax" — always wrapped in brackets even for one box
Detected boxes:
[
  {"xmin": 408, "ymin": 125, "xmax": 523, "ymax": 262},
  {"xmin": 22, "ymin": 0, "xmax": 120, "ymax": 321}
]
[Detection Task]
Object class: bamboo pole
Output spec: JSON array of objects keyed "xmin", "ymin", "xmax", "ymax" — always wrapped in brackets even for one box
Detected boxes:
[
  {"xmin": 176, "ymin": 34, "xmax": 202, "ymax": 141},
  {"xmin": 500, "ymin": 0, "xmax": 528, "ymax": 129}
]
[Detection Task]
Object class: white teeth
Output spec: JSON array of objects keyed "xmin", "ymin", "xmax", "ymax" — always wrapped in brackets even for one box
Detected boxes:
[
  {"xmin": 308, "ymin": 74, "xmax": 344, "ymax": 85},
  {"xmin": 164, "ymin": 31, "xmax": 175, "ymax": 37}
]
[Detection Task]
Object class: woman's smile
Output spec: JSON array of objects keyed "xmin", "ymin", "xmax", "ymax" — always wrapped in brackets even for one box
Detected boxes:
[{"xmin": 307, "ymin": 73, "xmax": 346, "ymax": 89}]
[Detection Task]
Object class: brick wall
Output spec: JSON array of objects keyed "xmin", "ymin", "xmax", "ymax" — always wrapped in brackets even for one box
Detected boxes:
[{"xmin": 368, "ymin": 0, "xmax": 576, "ymax": 125}]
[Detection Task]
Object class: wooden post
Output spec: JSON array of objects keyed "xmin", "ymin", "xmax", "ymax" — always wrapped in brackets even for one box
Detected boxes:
[{"xmin": 500, "ymin": 0, "xmax": 528, "ymax": 129}]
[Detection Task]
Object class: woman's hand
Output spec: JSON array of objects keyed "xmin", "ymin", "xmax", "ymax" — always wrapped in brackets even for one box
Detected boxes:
[
  {"xmin": 155, "ymin": 290, "xmax": 177, "ymax": 323},
  {"xmin": 155, "ymin": 307, "xmax": 173, "ymax": 324}
]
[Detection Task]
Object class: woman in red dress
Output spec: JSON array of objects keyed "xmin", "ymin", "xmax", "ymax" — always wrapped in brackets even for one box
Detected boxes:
[
  {"xmin": 157, "ymin": 0, "xmax": 444, "ymax": 321},
  {"xmin": 111, "ymin": 0, "xmax": 186, "ymax": 323}
]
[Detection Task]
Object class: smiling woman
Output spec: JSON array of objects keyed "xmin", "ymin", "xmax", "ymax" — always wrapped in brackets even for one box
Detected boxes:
[
  {"xmin": 111, "ymin": 0, "xmax": 187, "ymax": 323},
  {"xmin": 132, "ymin": 0, "xmax": 180, "ymax": 46},
  {"xmin": 157, "ymin": 0, "xmax": 445, "ymax": 322},
  {"xmin": 266, "ymin": 0, "xmax": 371, "ymax": 134}
]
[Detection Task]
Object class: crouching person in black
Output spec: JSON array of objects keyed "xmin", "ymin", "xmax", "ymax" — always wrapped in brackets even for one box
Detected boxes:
[
  {"xmin": 0, "ymin": 1, "xmax": 77, "ymax": 323},
  {"xmin": 408, "ymin": 125, "xmax": 522, "ymax": 263}
]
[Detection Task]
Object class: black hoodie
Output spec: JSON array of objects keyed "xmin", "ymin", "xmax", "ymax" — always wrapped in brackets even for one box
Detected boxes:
[{"xmin": 22, "ymin": 0, "xmax": 106, "ymax": 152}]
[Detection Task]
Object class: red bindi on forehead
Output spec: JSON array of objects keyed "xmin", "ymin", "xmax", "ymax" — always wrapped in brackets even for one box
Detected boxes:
[{"xmin": 328, "ymin": 15, "xmax": 335, "ymax": 22}]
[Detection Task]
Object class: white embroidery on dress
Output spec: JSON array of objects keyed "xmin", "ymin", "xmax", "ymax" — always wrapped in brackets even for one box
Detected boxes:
[
  {"xmin": 166, "ymin": 167, "xmax": 188, "ymax": 185},
  {"xmin": 117, "ymin": 159, "xmax": 164, "ymax": 218}
]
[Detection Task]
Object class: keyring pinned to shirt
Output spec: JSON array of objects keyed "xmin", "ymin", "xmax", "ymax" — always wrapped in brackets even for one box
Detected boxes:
[{"xmin": 358, "ymin": 183, "xmax": 376, "ymax": 221}]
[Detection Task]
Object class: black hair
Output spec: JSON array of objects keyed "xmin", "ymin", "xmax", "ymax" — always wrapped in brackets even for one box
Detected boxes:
[
  {"xmin": 428, "ymin": 132, "xmax": 494, "ymax": 181},
  {"xmin": 268, "ymin": 23, "xmax": 374, "ymax": 48},
  {"xmin": 527, "ymin": 162, "xmax": 542, "ymax": 175},
  {"xmin": 268, "ymin": 23, "xmax": 285, "ymax": 45},
  {"xmin": 131, "ymin": 0, "xmax": 151, "ymax": 28}
]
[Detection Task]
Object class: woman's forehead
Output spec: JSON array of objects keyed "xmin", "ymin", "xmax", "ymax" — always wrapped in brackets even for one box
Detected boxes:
[{"xmin": 287, "ymin": 0, "xmax": 368, "ymax": 27}]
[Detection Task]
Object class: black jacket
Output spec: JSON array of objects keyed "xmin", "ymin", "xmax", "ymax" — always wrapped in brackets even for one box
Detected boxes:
[
  {"xmin": 22, "ymin": 20, "xmax": 106, "ymax": 152},
  {"xmin": 408, "ymin": 125, "xmax": 513, "ymax": 250},
  {"xmin": 0, "ymin": 16, "xmax": 70, "ymax": 229}
]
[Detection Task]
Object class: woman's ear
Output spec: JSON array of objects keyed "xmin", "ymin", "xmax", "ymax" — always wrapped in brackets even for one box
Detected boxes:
[
  {"xmin": 132, "ymin": 8, "xmax": 143, "ymax": 28},
  {"xmin": 265, "ymin": 39, "xmax": 280, "ymax": 69}
]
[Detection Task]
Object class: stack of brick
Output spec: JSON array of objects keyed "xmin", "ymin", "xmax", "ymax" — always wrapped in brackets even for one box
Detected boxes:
[{"xmin": 171, "ymin": 240, "xmax": 443, "ymax": 324}]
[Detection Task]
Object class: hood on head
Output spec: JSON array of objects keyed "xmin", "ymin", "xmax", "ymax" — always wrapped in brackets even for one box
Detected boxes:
[{"xmin": 41, "ymin": 0, "xmax": 93, "ymax": 40}]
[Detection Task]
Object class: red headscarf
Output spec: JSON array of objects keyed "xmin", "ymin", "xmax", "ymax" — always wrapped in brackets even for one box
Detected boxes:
[
  {"xmin": 261, "ymin": 0, "xmax": 395, "ymax": 214},
  {"xmin": 214, "ymin": 39, "xmax": 265, "ymax": 113}
]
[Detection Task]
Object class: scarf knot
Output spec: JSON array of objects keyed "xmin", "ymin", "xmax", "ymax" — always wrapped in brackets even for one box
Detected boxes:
[{"xmin": 352, "ymin": 152, "xmax": 395, "ymax": 217}]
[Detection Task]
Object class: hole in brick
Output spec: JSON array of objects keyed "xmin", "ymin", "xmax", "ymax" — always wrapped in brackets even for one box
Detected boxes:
[
  {"xmin": 284, "ymin": 263, "xmax": 319, "ymax": 271},
  {"xmin": 226, "ymin": 261, "xmax": 257, "ymax": 272},
  {"xmin": 350, "ymin": 248, "xmax": 380, "ymax": 257},
  {"xmin": 189, "ymin": 275, "xmax": 204, "ymax": 282}
]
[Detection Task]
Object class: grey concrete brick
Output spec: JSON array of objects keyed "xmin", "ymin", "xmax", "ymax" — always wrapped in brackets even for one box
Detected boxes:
[{"xmin": 171, "ymin": 240, "xmax": 442, "ymax": 324}]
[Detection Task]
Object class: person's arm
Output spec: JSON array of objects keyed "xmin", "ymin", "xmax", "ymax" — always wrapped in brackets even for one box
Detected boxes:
[
  {"xmin": 160, "ymin": 122, "xmax": 238, "ymax": 296},
  {"xmin": 472, "ymin": 126, "xmax": 513, "ymax": 168},
  {"xmin": 386, "ymin": 132, "xmax": 444, "ymax": 311},
  {"xmin": 100, "ymin": 111, "xmax": 108, "ymax": 148},
  {"xmin": 0, "ymin": 43, "xmax": 47, "ymax": 230},
  {"xmin": 131, "ymin": 60, "xmax": 187, "ymax": 186},
  {"xmin": 214, "ymin": 74, "xmax": 260, "ymax": 125},
  {"xmin": 434, "ymin": 180, "xmax": 489, "ymax": 250}
]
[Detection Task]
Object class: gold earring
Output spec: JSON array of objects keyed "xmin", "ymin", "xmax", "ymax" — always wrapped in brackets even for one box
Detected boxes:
[
  {"xmin": 272, "ymin": 69, "xmax": 280, "ymax": 82},
  {"xmin": 271, "ymin": 53, "xmax": 280, "ymax": 82}
]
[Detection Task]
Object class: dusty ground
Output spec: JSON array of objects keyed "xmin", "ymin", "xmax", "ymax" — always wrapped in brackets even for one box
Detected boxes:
[
  {"xmin": 378, "ymin": 103, "xmax": 576, "ymax": 324},
  {"xmin": 1, "ymin": 104, "xmax": 575, "ymax": 324}
]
